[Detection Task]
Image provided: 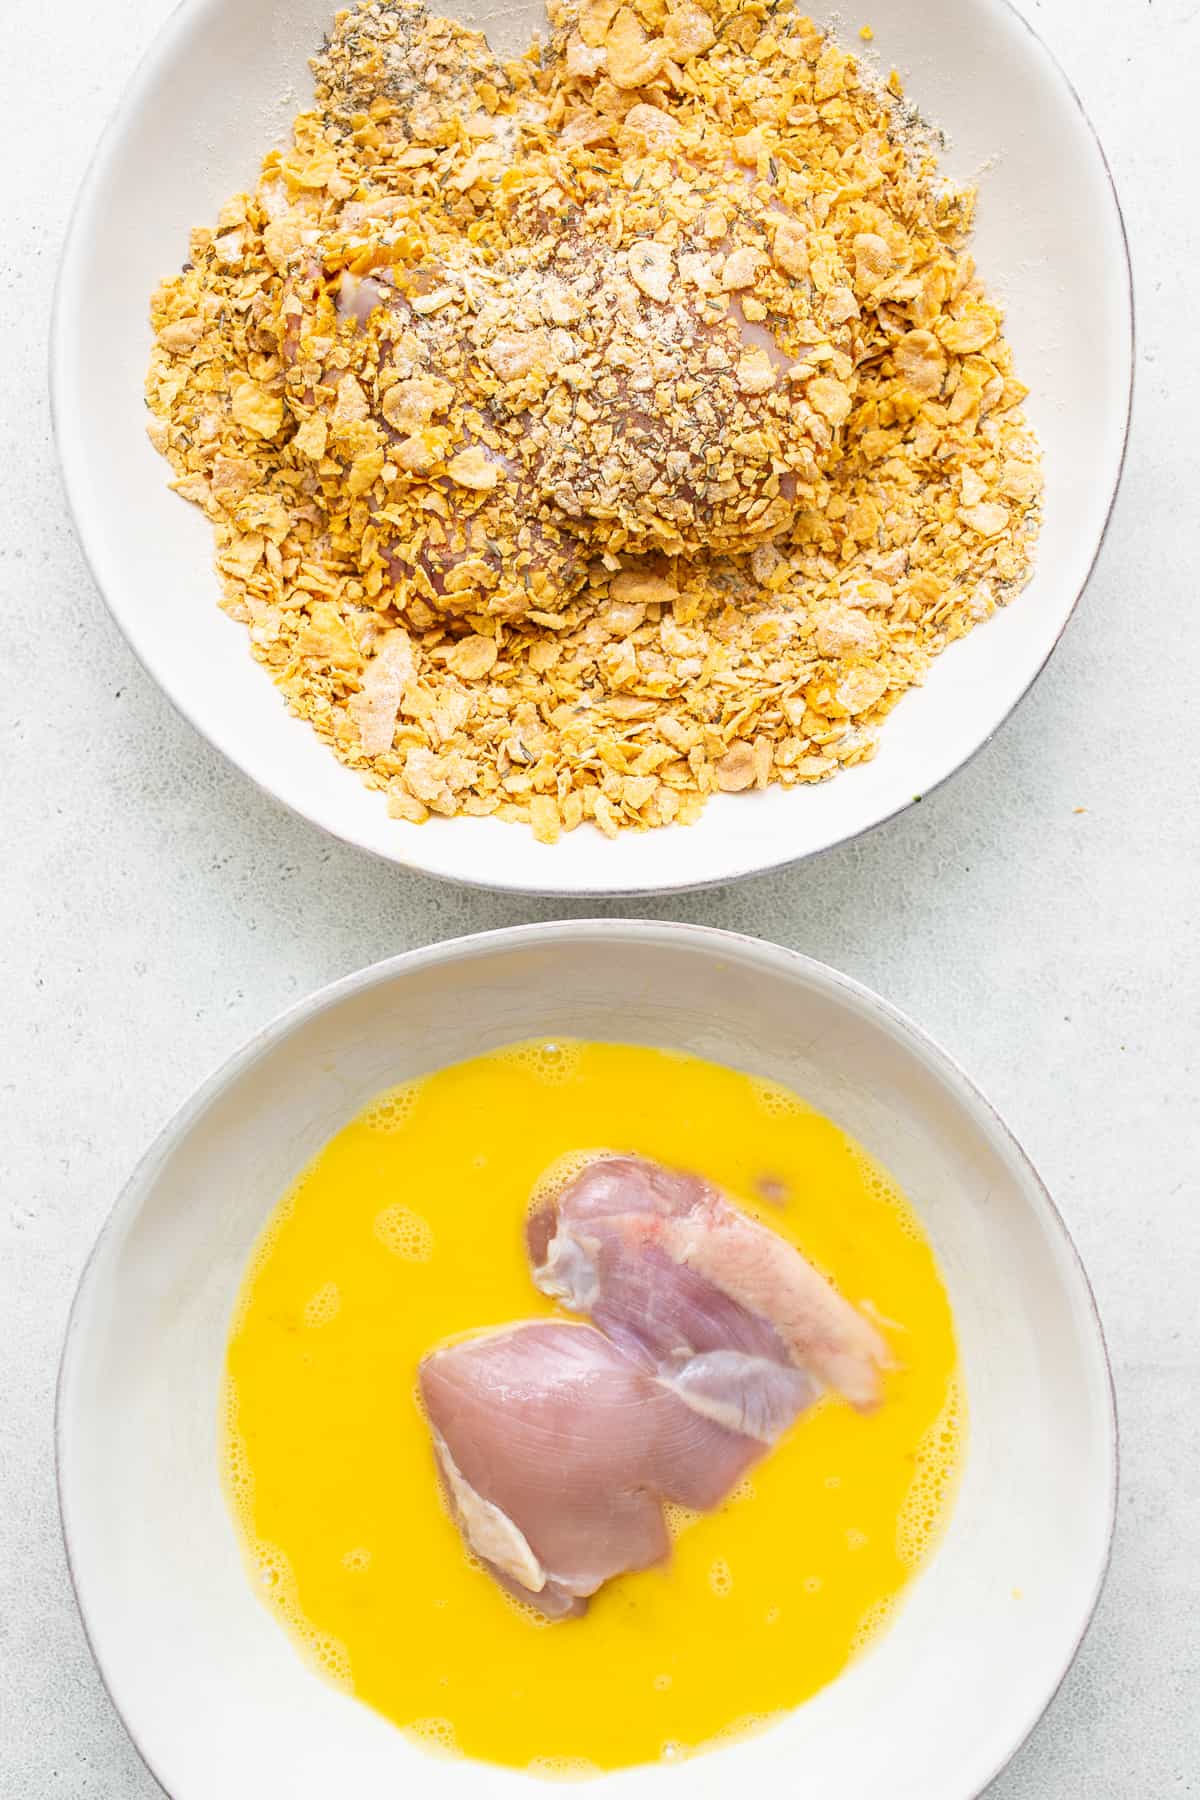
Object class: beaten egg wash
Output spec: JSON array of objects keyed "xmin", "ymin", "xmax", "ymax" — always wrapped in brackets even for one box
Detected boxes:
[{"xmin": 223, "ymin": 1042, "xmax": 963, "ymax": 1773}]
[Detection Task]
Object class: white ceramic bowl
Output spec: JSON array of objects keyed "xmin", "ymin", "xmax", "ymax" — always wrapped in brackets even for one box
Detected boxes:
[
  {"xmin": 52, "ymin": 0, "xmax": 1131, "ymax": 895},
  {"xmin": 58, "ymin": 922, "xmax": 1115, "ymax": 1799}
]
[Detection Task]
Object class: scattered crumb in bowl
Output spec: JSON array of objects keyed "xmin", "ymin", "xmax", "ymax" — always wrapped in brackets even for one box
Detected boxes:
[{"xmin": 146, "ymin": 0, "xmax": 1041, "ymax": 838}]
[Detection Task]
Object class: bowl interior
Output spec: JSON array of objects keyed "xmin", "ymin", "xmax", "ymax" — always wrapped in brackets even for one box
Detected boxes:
[
  {"xmin": 59, "ymin": 925, "xmax": 1115, "ymax": 1799},
  {"xmin": 52, "ymin": 0, "xmax": 1130, "ymax": 894}
]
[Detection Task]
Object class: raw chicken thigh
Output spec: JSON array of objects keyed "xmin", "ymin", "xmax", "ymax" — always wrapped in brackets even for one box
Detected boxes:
[
  {"xmin": 419, "ymin": 1156, "xmax": 888, "ymax": 1618},
  {"xmin": 419, "ymin": 1320, "xmax": 763, "ymax": 1618},
  {"xmin": 529, "ymin": 1156, "xmax": 887, "ymax": 1414}
]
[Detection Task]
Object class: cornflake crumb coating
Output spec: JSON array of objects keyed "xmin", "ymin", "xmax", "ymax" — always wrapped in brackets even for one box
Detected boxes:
[{"xmin": 146, "ymin": 0, "xmax": 1041, "ymax": 840}]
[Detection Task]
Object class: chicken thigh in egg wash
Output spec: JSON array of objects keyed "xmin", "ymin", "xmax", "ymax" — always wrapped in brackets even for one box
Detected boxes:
[{"xmin": 223, "ymin": 1040, "xmax": 963, "ymax": 1772}]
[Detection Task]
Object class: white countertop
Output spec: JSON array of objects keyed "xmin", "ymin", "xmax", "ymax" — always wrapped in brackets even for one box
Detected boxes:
[{"xmin": 2, "ymin": 0, "xmax": 1197, "ymax": 1792}]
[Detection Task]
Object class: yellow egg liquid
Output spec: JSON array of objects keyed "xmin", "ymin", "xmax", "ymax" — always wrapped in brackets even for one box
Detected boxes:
[{"xmin": 223, "ymin": 1040, "xmax": 963, "ymax": 1773}]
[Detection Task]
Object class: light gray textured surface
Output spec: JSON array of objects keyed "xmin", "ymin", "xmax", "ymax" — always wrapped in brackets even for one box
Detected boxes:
[{"xmin": 1, "ymin": 0, "xmax": 1197, "ymax": 1793}]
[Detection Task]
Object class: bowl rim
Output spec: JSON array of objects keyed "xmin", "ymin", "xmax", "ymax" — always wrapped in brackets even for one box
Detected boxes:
[
  {"xmin": 48, "ymin": 0, "xmax": 1136, "ymax": 899},
  {"xmin": 56, "ymin": 918, "xmax": 1119, "ymax": 1798}
]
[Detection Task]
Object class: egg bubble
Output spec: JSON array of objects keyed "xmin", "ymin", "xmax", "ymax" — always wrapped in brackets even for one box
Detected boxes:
[
  {"xmin": 221, "ymin": 1379, "xmax": 239, "ymax": 1431},
  {"xmin": 342, "ymin": 1547, "xmax": 372, "ymax": 1572},
  {"xmin": 406, "ymin": 1717, "xmax": 459, "ymax": 1758},
  {"xmin": 845, "ymin": 1148, "xmax": 922, "ymax": 1240},
  {"xmin": 298, "ymin": 1628, "xmax": 353, "ymax": 1691},
  {"xmin": 303, "ymin": 1281, "xmax": 341, "ymax": 1328},
  {"xmin": 896, "ymin": 1374, "xmax": 965, "ymax": 1568},
  {"xmin": 362, "ymin": 1081, "xmax": 423, "ymax": 1135},
  {"xmin": 498, "ymin": 1040, "xmax": 583, "ymax": 1087},
  {"xmin": 850, "ymin": 1595, "xmax": 897, "ymax": 1656},
  {"xmin": 707, "ymin": 1711, "xmax": 777, "ymax": 1748},
  {"xmin": 245, "ymin": 1189, "xmax": 300, "ymax": 1285},
  {"xmin": 254, "ymin": 1543, "xmax": 290, "ymax": 1591},
  {"xmin": 526, "ymin": 1148, "xmax": 617, "ymax": 1218},
  {"xmin": 221, "ymin": 1416, "xmax": 256, "ymax": 1525},
  {"xmin": 709, "ymin": 1558, "xmax": 733, "ymax": 1598},
  {"xmin": 497, "ymin": 1587, "xmax": 552, "ymax": 1629},
  {"xmin": 662, "ymin": 1502, "xmax": 701, "ymax": 1541},
  {"xmin": 749, "ymin": 1077, "xmax": 808, "ymax": 1121},
  {"xmin": 527, "ymin": 1756, "xmax": 601, "ymax": 1781},
  {"xmin": 252, "ymin": 1541, "xmax": 305, "ymax": 1632},
  {"xmin": 722, "ymin": 1475, "xmax": 755, "ymax": 1511},
  {"xmin": 652, "ymin": 1673, "xmax": 672, "ymax": 1692},
  {"xmin": 374, "ymin": 1203, "xmax": 435, "ymax": 1262}
]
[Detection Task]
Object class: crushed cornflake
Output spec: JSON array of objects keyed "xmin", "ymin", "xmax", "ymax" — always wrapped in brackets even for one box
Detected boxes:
[{"xmin": 146, "ymin": 0, "xmax": 1041, "ymax": 838}]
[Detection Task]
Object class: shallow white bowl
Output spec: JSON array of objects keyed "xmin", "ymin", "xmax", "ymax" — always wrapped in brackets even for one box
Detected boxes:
[
  {"xmin": 52, "ymin": 0, "xmax": 1131, "ymax": 894},
  {"xmin": 59, "ymin": 922, "xmax": 1115, "ymax": 1799}
]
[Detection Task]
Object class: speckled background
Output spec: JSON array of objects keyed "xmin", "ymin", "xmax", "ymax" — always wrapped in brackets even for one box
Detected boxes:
[{"xmin": 2, "ymin": 0, "xmax": 1197, "ymax": 1793}]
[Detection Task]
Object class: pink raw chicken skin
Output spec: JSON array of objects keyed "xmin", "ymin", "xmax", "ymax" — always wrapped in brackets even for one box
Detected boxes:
[
  {"xmin": 418, "ymin": 1321, "xmax": 761, "ymax": 1618},
  {"xmin": 419, "ymin": 1156, "xmax": 888, "ymax": 1619},
  {"xmin": 528, "ymin": 1156, "xmax": 888, "ymax": 1415}
]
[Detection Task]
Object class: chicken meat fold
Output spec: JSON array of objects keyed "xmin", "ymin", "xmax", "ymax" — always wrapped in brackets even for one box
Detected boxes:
[
  {"xmin": 528, "ymin": 1155, "xmax": 888, "ymax": 1417},
  {"xmin": 419, "ymin": 1320, "xmax": 762, "ymax": 1618}
]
